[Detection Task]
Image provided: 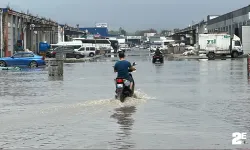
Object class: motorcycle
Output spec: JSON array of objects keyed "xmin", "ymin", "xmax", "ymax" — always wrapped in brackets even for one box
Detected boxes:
[
  {"xmin": 114, "ymin": 62, "xmax": 137, "ymax": 102},
  {"xmin": 152, "ymin": 53, "xmax": 164, "ymax": 63}
]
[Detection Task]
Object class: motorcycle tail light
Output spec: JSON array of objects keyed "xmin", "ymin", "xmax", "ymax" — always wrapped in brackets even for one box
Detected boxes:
[{"xmin": 116, "ymin": 78, "xmax": 123, "ymax": 83}]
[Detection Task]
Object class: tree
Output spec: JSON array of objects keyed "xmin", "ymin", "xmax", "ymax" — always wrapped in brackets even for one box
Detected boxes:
[
  {"xmin": 134, "ymin": 28, "xmax": 158, "ymax": 36},
  {"xmin": 148, "ymin": 28, "xmax": 157, "ymax": 33},
  {"xmin": 109, "ymin": 30, "xmax": 119, "ymax": 35},
  {"xmin": 119, "ymin": 27, "xmax": 127, "ymax": 36},
  {"xmin": 160, "ymin": 30, "xmax": 172, "ymax": 36},
  {"xmin": 120, "ymin": 29, "xmax": 127, "ymax": 36}
]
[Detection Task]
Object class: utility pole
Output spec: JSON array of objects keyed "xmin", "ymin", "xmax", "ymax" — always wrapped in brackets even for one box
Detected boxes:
[{"xmin": 0, "ymin": 9, "xmax": 3, "ymax": 57}]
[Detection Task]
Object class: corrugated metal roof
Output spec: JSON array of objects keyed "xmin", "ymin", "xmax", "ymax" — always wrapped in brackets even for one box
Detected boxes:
[{"xmin": 79, "ymin": 27, "xmax": 109, "ymax": 37}]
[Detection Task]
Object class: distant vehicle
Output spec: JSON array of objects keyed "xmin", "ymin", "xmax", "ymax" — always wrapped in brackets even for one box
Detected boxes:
[
  {"xmin": 185, "ymin": 45, "xmax": 195, "ymax": 50},
  {"xmin": 198, "ymin": 34, "xmax": 243, "ymax": 59},
  {"xmin": 72, "ymin": 38, "xmax": 114, "ymax": 50},
  {"xmin": 46, "ymin": 50, "xmax": 85, "ymax": 59},
  {"xmin": 46, "ymin": 46, "xmax": 85, "ymax": 59},
  {"xmin": 150, "ymin": 44, "xmax": 163, "ymax": 53},
  {"xmin": 108, "ymin": 39, "xmax": 119, "ymax": 53},
  {"xmin": 120, "ymin": 43, "xmax": 130, "ymax": 51},
  {"xmin": 152, "ymin": 40, "xmax": 175, "ymax": 51},
  {"xmin": 0, "ymin": 52, "xmax": 45, "ymax": 68},
  {"xmin": 152, "ymin": 52, "xmax": 164, "ymax": 63},
  {"xmin": 143, "ymin": 45, "xmax": 150, "ymax": 49},
  {"xmin": 74, "ymin": 46, "xmax": 96, "ymax": 57}
]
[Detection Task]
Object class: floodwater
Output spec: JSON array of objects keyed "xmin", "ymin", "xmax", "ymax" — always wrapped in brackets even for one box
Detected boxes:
[{"xmin": 0, "ymin": 49, "xmax": 250, "ymax": 149}]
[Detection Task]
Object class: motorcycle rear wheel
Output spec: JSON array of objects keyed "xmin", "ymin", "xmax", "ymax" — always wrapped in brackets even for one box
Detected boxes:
[{"xmin": 119, "ymin": 94, "xmax": 125, "ymax": 103}]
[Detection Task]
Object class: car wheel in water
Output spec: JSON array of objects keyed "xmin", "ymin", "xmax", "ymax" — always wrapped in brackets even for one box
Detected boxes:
[
  {"xmin": 29, "ymin": 61, "xmax": 38, "ymax": 68},
  {"xmin": 89, "ymin": 53, "xmax": 94, "ymax": 57},
  {"xmin": 0, "ymin": 61, "xmax": 7, "ymax": 67},
  {"xmin": 76, "ymin": 55, "xmax": 80, "ymax": 59},
  {"xmin": 0, "ymin": 61, "xmax": 6, "ymax": 67}
]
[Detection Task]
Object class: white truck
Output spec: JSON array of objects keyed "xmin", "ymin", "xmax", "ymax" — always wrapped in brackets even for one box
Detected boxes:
[{"xmin": 198, "ymin": 34, "xmax": 243, "ymax": 59}]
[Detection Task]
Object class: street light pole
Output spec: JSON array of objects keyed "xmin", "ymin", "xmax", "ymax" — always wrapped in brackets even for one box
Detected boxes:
[{"xmin": 0, "ymin": 9, "xmax": 3, "ymax": 57}]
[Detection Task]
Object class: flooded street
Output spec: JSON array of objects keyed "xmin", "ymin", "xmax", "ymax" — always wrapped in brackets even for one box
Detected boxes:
[{"xmin": 1, "ymin": 49, "xmax": 250, "ymax": 149}]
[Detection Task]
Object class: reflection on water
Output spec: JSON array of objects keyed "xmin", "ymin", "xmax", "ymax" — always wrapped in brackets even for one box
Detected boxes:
[
  {"xmin": 48, "ymin": 76, "xmax": 64, "ymax": 81},
  {"xmin": 154, "ymin": 64, "xmax": 164, "ymax": 74},
  {"xmin": 110, "ymin": 106, "xmax": 137, "ymax": 149}
]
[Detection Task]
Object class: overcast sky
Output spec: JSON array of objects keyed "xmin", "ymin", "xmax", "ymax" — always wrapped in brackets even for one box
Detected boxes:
[{"xmin": 1, "ymin": 0, "xmax": 249, "ymax": 32}]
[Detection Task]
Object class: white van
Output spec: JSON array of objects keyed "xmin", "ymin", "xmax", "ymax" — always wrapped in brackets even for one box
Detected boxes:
[{"xmin": 75, "ymin": 46, "xmax": 96, "ymax": 57}]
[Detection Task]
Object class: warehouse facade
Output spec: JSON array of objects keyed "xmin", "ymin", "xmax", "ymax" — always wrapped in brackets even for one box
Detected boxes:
[{"xmin": 207, "ymin": 5, "xmax": 250, "ymax": 39}]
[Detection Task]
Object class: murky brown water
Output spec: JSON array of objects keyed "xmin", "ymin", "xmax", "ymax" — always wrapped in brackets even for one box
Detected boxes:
[{"xmin": 0, "ymin": 49, "xmax": 250, "ymax": 149}]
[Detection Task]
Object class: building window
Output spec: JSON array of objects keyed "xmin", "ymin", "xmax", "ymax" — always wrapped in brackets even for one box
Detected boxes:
[{"xmin": 247, "ymin": 20, "xmax": 250, "ymax": 26}]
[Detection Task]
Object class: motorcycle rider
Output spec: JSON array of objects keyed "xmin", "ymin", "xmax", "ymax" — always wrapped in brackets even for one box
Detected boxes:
[
  {"xmin": 114, "ymin": 52, "xmax": 136, "ymax": 92},
  {"xmin": 154, "ymin": 47, "xmax": 162, "ymax": 56}
]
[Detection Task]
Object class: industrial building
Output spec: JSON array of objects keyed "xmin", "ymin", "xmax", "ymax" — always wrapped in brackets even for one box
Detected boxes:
[
  {"xmin": 0, "ymin": 7, "xmax": 83, "ymax": 57},
  {"xmin": 0, "ymin": 8, "xmax": 58, "ymax": 57},
  {"xmin": 172, "ymin": 18, "xmax": 209, "ymax": 45},
  {"xmin": 174, "ymin": 5, "xmax": 250, "ymax": 46},
  {"xmin": 125, "ymin": 36, "xmax": 142, "ymax": 45},
  {"xmin": 207, "ymin": 5, "xmax": 250, "ymax": 40}
]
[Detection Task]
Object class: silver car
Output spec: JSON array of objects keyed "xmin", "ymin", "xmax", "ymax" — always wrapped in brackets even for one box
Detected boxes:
[{"xmin": 75, "ymin": 46, "xmax": 96, "ymax": 57}]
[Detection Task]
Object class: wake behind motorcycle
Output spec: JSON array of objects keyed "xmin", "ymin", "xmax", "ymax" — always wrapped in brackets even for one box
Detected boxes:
[{"xmin": 114, "ymin": 62, "xmax": 137, "ymax": 102}]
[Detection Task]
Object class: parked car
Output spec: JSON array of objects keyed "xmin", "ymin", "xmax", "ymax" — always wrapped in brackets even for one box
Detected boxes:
[
  {"xmin": 65, "ymin": 52, "xmax": 85, "ymax": 59},
  {"xmin": 46, "ymin": 46, "xmax": 85, "ymax": 59},
  {"xmin": 0, "ymin": 52, "xmax": 45, "ymax": 67},
  {"xmin": 46, "ymin": 49, "xmax": 56, "ymax": 58},
  {"xmin": 75, "ymin": 46, "xmax": 96, "ymax": 57}
]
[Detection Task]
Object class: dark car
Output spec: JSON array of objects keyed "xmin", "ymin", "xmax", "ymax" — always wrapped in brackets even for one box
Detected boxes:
[
  {"xmin": 46, "ymin": 46, "xmax": 85, "ymax": 59},
  {"xmin": 46, "ymin": 49, "xmax": 56, "ymax": 58},
  {"xmin": 65, "ymin": 52, "xmax": 85, "ymax": 59}
]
